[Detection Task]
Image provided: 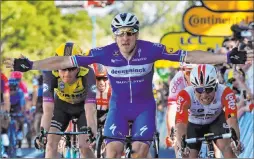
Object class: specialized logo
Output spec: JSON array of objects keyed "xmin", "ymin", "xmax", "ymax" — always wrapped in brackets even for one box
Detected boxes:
[
  {"xmin": 113, "ymin": 50, "xmax": 119, "ymax": 56},
  {"xmin": 21, "ymin": 64, "xmax": 29, "ymax": 69},
  {"xmin": 230, "ymin": 55, "xmax": 240, "ymax": 60},
  {"xmin": 90, "ymin": 84, "xmax": 97, "ymax": 93},
  {"xmin": 140, "ymin": 125, "xmax": 148, "ymax": 136},
  {"xmin": 43, "ymin": 83, "xmax": 49, "ymax": 92},
  {"xmin": 225, "ymin": 92, "xmax": 236, "ymax": 110},
  {"xmin": 109, "ymin": 124, "xmax": 117, "ymax": 135}
]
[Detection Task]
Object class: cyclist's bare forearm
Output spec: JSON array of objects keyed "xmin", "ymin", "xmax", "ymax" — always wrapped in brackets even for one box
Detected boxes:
[
  {"xmin": 85, "ymin": 103, "xmax": 97, "ymax": 135},
  {"xmin": 3, "ymin": 93, "xmax": 10, "ymax": 112},
  {"xmin": 175, "ymin": 123, "xmax": 187, "ymax": 146},
  {"xmin": 227, "ymin": 117, "xmax": 240, "ymax": 139},
  {"xmin": 186, "ymin": 51, "xmax": 227, "ymax": 64},
  {"xmin": 32, "ymin": 56, "xmax": 73, "ymax": 70},
  {"xmin": 40, "ymin": 102, "xmax": 54, "ymax": 131}
]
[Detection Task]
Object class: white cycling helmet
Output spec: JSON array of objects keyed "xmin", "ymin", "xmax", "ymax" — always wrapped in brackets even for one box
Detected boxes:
[
  {"xmin": 180, "ymin": 62, "xmax": 198, "ymax": 70},
  {"xmin": 190, "ymin": 64, "xmax": 218, "ymax": 88},
  {"xmin": 111, "ymin": 12, "xmax": 139, "ymax": 33}
]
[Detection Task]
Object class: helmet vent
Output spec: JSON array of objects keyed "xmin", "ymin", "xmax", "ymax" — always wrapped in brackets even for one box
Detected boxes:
[
  {"xmin": 194, "ymin": 77, "xmax": 199, "ymax": 85},
  {"xmin": 114, "ymin": 18, "xmax": 120, "ymax": 24},
  {"xmin": 206, "ymin": 75, "xmax": 210, "ymax": 85},
  {"xmin": 200, "ymin": 71, "xmax": 204, "ymax": 84},
  {"xmin": 129, "ymin": 15, "xmax": 134, "ymax": 22}
]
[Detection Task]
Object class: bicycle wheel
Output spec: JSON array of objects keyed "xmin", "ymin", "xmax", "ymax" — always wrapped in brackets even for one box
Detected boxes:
[{"xmin": 96, "ymin": 136, "xmax": 103, "ymax": 158}]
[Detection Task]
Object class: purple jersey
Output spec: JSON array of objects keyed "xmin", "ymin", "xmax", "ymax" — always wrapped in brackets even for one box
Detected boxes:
[{"xmin": 71, "ymin": 40, "xmax": 186, "ymax": 106}]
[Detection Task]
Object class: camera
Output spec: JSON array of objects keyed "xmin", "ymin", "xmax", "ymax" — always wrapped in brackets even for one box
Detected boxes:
[{"xmin": 231, "ymin": 22, "xmax": 254, "ymax": 51}]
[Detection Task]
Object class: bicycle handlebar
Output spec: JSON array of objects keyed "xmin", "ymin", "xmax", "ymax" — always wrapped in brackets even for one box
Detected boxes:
[{"xmin": 181, "ymin": 127, "xmax": 239, "ymax": 147}]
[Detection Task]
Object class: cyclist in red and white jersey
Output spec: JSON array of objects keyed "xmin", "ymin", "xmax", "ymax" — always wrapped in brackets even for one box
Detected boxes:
[
  {"xmin": 10, "ymin": 71, "xmax": 29, "ymax": 100},
  {"xmin": 175, "ymin": 64, "xmax": 243, "ymax": 158},
  {"xmin": 165, "ymin": 63, "xmax": 196, "ymax": 149}
]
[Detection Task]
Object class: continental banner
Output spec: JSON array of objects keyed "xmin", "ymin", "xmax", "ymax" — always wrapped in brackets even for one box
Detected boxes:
[
  {"xmin": 183, "ymin": 6, "xmax": 253, "ymax": 36},
  {"xmin": 155, "ymin": 32, "xmax": 224, "ymax": 68},
  {"xmin": 201, "ymin": 0, "xmax": 254, "ymax": 12}
]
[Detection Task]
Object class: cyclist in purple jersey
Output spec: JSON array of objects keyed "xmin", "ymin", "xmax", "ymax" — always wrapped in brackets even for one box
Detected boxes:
[{"xmin": 5, "ymin": 13, "xmax": 253, "ymax": 158}]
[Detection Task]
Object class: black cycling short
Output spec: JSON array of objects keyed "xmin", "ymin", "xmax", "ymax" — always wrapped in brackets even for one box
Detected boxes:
[
  {"xmin": 187, "ymin": 112, "xmax": 229, "ymax": 151},
  {"xmin": 97, "ymin": 109, "xmax": 108, "ymax": 129},
  {"xmin": 51, "ymin": 98, "xmax": 87, "ymax": 132}
]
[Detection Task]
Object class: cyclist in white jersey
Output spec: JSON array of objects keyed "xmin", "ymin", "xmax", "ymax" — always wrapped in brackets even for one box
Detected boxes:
[{"xmin": 175, "ymin": 64, "xmax": 243, "ymax": 158}]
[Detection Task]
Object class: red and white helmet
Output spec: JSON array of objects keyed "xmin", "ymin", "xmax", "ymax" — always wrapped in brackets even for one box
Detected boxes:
[
  {"xmin": 190, "ymin": 64, "xmax": 218, "ymax": 88},
  {"xmin": 92, "ymin": 63, "xmax": 107, "ymax": 77}
]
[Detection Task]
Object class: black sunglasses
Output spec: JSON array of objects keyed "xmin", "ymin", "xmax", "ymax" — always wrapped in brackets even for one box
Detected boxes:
[
  {"xmin": 96, "ymin": 77, "xmax": 108, "ymax": 81},
  {"xmin": 195, "ymin": 87, "xmax": 215, "ymax": 94},
  {"xmin": 61, "ymin": 67, "xmax": 78, "ymax": 72}
]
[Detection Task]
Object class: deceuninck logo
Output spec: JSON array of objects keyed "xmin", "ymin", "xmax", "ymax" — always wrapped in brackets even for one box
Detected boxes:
[{"xmin": 107, "ymin": 63, "xmax": 153, "ymax": 78}]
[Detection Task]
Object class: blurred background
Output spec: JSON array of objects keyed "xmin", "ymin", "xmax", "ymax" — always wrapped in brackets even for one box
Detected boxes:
[{"xmin": 1, "ymin": 0, "xmax": 253, "ymax": 158}]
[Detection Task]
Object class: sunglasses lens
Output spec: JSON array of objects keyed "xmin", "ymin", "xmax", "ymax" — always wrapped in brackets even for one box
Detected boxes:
[
  {"xmin": 195, "ymin": 87, "xmax": 214, "ymax": 93},
  {"xmin": 62, "ymin": 67, "xmax": 77, "ymax": 71},
  {"xmin": 195, "ymin": 87, "xmax": 204, "ymax": 93},
  {"xmin": 96, "ymin": 77, "xmax": 108, "ymax": 81},
  {"xmin": 205, "ymin": 87, "xmax": 214, "ymax": 93}
]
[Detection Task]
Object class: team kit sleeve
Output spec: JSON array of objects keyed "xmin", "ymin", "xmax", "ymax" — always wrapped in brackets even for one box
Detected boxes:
[
  {"xmin": 175, "ymin": 90, "xmax": 191, "ymax": 124},
  {"xmin": 221, "ymin": 87, "xmax": 238, "ymax": 120},
  {"xmin": 152, "ymin": 43, "xmax": 187, "ymax": 62},
  {"xmin": 42, "ymin": 71, "xmax": 57, "ymax": 103},
  {"xmin": 168, "ymin": 80, "xmax": 178, "ymax": 106},
  {"xmin": 84, "ymin": 67, "xmax": 96, "ymax": 104},
  {"xmin": 70, "ymin": 47, "xmax": 105, "ymax": 67}
]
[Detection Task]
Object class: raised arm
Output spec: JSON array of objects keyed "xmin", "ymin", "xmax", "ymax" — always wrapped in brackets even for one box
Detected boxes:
[
  {"xmin": 186, "ymin": 50, "xmax": 227, "ymax": 64},
  {"xmin": 156, "ymin": 43, "xmax": 252, "ymax": 64},
  {"xmin": 32, "ymin": 56, "xmax": 73, "ymax": 70}
]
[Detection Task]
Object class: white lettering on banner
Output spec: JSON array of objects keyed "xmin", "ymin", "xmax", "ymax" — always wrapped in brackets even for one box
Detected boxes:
[
  {"xmin": 106, "ymin": 63, "xmax": 153, "ymax": 77},
  {"xmin": 225, "ymin": 93, "xmax": 236, "ymax": 110}
]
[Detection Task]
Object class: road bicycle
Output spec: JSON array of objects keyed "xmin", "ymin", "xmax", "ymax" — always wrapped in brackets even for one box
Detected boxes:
[
  {"xmin": 95, "ymin": 120, "xmax": 160, "ymax": 158},
  {"xmin": 180, "ymin": 127, "xmax": 241, "ymax": 158},
  {"xmin": 37, "ymin": 118, "xmax": 95, "ymax": 158}
]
